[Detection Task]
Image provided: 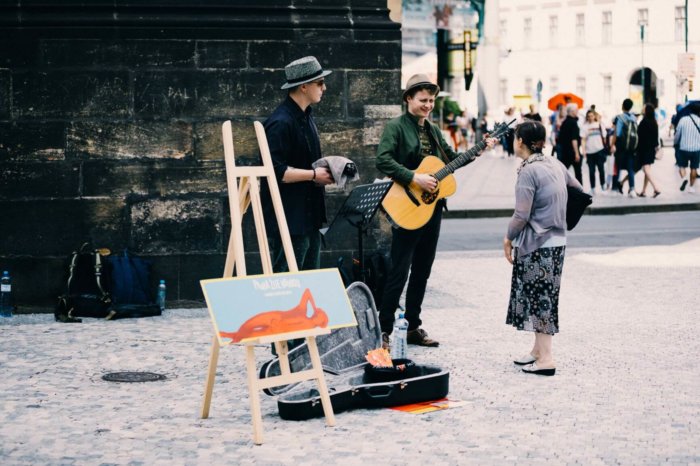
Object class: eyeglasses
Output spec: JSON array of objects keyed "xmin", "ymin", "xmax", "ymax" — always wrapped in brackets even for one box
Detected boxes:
[{"xmin": 311, "ymin": 79, "xmax": 326, "ymax": 87}]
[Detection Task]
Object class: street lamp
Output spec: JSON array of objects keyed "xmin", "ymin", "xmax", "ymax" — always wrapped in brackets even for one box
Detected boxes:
[{"xmin": 638, "ymin": 15, "xmax": 648, "ymax": 105}]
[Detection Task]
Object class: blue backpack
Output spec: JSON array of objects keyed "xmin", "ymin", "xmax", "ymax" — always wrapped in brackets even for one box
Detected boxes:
[
  {"xmin": 106, "ymin": 251, "xmax": 161, "ymax": 319},
  {"xmin": 108, "ymin": 251, "xmax": 153, "ymax": 305}
]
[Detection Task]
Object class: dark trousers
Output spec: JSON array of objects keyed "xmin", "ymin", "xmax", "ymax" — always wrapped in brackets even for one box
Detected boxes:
[
  {"xmin": 613, "ymin": 151, "xmax": 635, "ymax": 190},
  {"xmin": 379, "ymin": 203, "xmax": 443, "ymax": 334},
  {"xmin": 269, "ymin": 230, "xmax": 322, "ymax": 273},
  {"xmin": 562, "ymin": 156, "xmax": 583, "ymax": 184},
  {"xmin": 586, "ymin": 150, "xmax": 606, "ymax": 189}
]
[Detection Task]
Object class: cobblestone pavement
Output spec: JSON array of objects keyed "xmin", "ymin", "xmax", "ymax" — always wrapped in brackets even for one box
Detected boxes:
[{"xmin": 1, "ymin": 241, "xmax": 699, "ymax": 465}]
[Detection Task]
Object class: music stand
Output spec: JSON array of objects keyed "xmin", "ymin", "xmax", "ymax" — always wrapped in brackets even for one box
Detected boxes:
[{"xmin": 321, "ymin": 181, "xmax": 392, "ymax": 282}]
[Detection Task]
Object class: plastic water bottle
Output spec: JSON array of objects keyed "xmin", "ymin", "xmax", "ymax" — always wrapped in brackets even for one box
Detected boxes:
[
  {"xmin": 0, "ymin": 271, "xmax": 13, "ymax": 317},
  {"xmin": 157, "ymin": 280, "xmax": 166, "ymax": 312},
  {"xmin": 390, "ymin": 312, "xmax": 408, "ymax": 359}
]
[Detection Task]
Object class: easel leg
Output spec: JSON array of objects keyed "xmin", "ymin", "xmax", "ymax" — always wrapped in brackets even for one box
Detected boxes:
[
  {"xmin": 275, "ymin": 340, "xmax": 291, "ymax": 375},
  {"xmin": 306, "ymin": 336, "xmax": 336, "ymax": 427},
  {"xmin": 245, "ymin": 345, "xmax": 264, "ymax": 445},
  {"xmin": 201, "ymin": 336, "xmax": 221, "ymax": 419}
]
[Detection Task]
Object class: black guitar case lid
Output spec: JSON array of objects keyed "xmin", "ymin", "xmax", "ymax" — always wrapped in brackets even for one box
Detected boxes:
[{"xmin": 259, "ymin": 281, "xmax": 450, "ymax": 420}]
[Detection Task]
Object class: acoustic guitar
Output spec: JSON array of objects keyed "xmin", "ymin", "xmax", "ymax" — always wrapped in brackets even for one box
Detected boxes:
[{"xmin": 381, "ymin": 120, "xmax": 515, "ymax": 230}]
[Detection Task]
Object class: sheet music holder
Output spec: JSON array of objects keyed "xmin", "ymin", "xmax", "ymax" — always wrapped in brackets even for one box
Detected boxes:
[{"xmin": 321, "ymin": 181, "xmax": 392, "ymax": 281}]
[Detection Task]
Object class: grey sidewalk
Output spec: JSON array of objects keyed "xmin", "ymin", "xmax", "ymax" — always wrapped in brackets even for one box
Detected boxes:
[
  {"xmin": 1, "ymin": 240, "xmax": 699, "ymax": 465},
  {"xmin": 447, "ymin": 146, "xmax": 700, "ymax": 217}
]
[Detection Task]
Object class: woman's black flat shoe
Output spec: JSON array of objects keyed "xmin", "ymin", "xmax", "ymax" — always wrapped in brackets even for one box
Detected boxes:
[
  {"xmin": 653, "ymin": 191, "xmax": 661, "ymax": 198},
  {"xmin": 522, "ymin": 363, "xmax": 556, "ymax": 376}
]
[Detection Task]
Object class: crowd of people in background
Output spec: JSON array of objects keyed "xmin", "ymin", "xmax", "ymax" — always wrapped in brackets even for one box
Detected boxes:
[{"xmin": 438, "ymin": 95, "xmax": 700, "ymax": 199}]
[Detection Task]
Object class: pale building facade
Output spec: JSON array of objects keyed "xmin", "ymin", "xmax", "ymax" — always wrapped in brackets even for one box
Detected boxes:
[{"xmin": 498, "ymin": 0, "xmax": 699, "ymax": 123}]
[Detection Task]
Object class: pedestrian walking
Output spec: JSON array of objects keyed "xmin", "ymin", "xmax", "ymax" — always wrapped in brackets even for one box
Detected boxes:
[
  {"xmin": 503, "ymin": 120, "xmax": 584, "ymax": 376},
  {"xmin": 610, "ymin": 98, "xmax": 639, "ymax": 197},
  {"xmin": 581, "ymin": 109, "xmax": 607, "ymax": 195},
  {"xmin": 636, "ymin": 103, "xmax": 661, "ymax": 197},
  {"xmin": 549, "ymin": 104, "xmax": 566, "ymax": 158},
  {"xmin": 557, "ymin": 103, "xmax": 583, "ymax": 184},
  {"xmin": 674, "ymin": 102, "xmax": 700, "ymax": 193}
]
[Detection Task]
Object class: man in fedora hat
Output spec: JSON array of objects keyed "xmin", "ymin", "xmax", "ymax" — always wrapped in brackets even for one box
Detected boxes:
[
  {"xmin": 376, "ymin": 74, "xmax": 495, "ymax": 349},
  {"xmin": 261, "ymin": 56, "xmax": 334, "ymax": 274}
]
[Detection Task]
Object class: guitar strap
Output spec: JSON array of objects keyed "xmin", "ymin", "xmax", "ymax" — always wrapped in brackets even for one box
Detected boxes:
[{"xmin": 427, "ymin": 124, "xmax": 451, "ymax": 165}]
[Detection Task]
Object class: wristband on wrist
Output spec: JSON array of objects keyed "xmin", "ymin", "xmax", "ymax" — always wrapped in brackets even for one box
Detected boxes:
[{"xmin": 311, "ymin": 168, "xmax": 316, "ymax": 181}]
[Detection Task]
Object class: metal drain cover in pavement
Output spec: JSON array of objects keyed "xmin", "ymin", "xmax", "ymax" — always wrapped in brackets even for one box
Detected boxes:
[{"xmin": 102, "ymin": 371, "xmax": 167, "ymax": 383}]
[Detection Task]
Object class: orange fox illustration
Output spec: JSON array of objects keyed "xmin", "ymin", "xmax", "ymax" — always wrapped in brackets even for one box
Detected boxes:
[{"xmin": 219, "ymin": 288, "xmax": 329, "ymax": 343}]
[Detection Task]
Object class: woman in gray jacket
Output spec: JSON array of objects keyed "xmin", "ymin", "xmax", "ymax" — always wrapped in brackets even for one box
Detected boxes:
[{"xmin": 503, "ymin": 121, "xmax": 584, "ymax": 376}]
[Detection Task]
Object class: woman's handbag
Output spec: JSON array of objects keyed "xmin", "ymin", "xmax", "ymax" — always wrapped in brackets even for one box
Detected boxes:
[{"xmin": 566, "ymin": 186, "xmax": 592, "ymax": 231}]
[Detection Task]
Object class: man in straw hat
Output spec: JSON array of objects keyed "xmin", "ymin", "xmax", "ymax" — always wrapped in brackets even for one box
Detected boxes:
[
  {"xmin": 261, "ymin": 56, "xmax": 335, "ymax": 273},
  {"xmin": 376, "ymin": 74, "xmax": 495, "ymax": 349}
]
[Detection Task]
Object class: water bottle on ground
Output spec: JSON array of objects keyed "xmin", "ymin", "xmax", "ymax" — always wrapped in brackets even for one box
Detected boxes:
[
  {"xmin": 157, "ymin": 280, "xmax": 166, "ymax": 312},
  {"xmin": 390, "ymin": 312, "xmax": 408, "ymax": 359},
  {"xmin": 0, "ymin": 271, "xmax": 13, "ymax": 317}
]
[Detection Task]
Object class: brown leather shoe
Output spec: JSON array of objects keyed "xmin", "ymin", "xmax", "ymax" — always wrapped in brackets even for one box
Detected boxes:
[
  {"xmin": 381, "ymin": 332, "xmax": 390, "ymax": 350},
  {"xmin": 406, "ymin": 328, "xmax": 439, "ymax": 347}
]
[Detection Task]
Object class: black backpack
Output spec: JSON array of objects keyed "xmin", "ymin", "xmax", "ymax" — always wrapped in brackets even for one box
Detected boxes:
[
  {"xmin": 616, "ymin": 114, "xmax": 639, "ymax": 152},
  {"xmin": 55, "ymin": 244, "xmax": 113, "ymax": 322}
]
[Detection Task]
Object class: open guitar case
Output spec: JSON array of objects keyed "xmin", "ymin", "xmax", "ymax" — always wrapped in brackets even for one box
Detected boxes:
[{"xmin": 259, "ymin": 281, "xmax": 449, "ymax": 421}]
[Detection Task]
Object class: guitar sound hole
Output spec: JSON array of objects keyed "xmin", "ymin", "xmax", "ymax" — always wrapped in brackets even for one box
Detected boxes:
[{"xmin": 421, "ymin": 190, "xmax": 439, "ymax": 204}]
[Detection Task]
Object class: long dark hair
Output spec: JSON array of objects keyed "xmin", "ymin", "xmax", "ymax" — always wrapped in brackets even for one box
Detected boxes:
[
  {"xmin": 514, "ymin": 120, "xmax": 546, "ymax": 153},
  {"xmin": 642, "ymin": 103, "xmax": 657, "ymax": 128}
]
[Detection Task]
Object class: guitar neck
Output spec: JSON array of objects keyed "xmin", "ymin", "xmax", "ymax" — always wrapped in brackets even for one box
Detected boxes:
[{"xmin": 433, "ymin": 140, "xmax": 487, "ymax": 181}]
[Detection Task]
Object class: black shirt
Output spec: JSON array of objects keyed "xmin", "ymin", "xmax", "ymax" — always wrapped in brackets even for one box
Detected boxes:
[
  {"xmin": 261, "ymin": 96, "xmax": 326, "ymax": 236},
  {"xmin": 558, "ymin": 115, "xmax": 581, "ymax": 162}
]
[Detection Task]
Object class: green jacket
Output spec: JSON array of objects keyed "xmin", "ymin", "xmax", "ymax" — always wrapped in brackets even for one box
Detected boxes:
[{"xmin": 376, "ymin": 112, "xmax": 460, "ymax": 186}]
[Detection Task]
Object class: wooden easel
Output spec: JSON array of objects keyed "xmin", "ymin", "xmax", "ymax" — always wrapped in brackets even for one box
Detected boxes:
[{"xmin": 200, "ymin": 120, "xmax": 336, "ymax": 445}]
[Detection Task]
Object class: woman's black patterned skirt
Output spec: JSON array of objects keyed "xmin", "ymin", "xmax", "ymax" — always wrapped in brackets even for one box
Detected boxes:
[{"xmin": 506, "ymin": 246, "xmax": 566, "ymax": 335}]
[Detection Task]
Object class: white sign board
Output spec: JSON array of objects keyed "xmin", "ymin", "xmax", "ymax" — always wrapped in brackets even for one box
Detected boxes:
[{"xmin": 679, "ymin": 53, "xmax": 696, "ymax": 78}]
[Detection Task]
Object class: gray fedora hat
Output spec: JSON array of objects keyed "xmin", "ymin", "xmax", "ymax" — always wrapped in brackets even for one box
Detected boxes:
[
  {"xmin": 402, "ymin": 73, "xmax": 440, "ymax": 101},
  {"xmin": 281, "ymin": 56, "xmax": 332, "ymax": 90}
]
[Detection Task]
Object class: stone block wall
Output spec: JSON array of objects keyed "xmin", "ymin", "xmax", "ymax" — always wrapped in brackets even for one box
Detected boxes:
[{"xmin": 0, "ymin": 0, "xmax": 401, "ymax": 308}]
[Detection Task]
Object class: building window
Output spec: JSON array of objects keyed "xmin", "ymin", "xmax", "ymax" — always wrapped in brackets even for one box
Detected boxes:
[
  {"xmin": 603, "ymin": 75, "xmax": 612, "ymax": 104},
  {"xmin": 549, "ymin": 15, "xmax": 558, "ymax": 47},
  {"xmin": 576, "ymin": 76, "xmax": 586, "ymax": 98},
  {"xmin": 525, "ymin": 77, "xmax": 533, "ymax": 96},
  {"xmin": 500, "ymin": 78, "xmax": 508, "ymax": 106},
  {"xmin": 550, "ymin": 76, "xmax": 559, "ymax": 96},
  {"xmin": 524, "ymin": 17, "xmax": 532, "ymax": 48},
  {"xmin": 500, "ymin": 19, "xmax": 507, "ymax": 39},
  {"xmin": 602, "ymin": 11, "xmax": 612, "ymax": 45},
  {"xmin": 638, "ymin": 8, "xmax": 648, "ymax": 42},
  {"xmin": 575, "ymin": 13, "xmax": 585, "ymax": 46},
  {"xmin": 675, "ymin": 6, "xmax": 686, "ymax": 42}
]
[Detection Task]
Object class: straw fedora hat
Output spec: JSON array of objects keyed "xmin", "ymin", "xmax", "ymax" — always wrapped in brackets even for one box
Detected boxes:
[
  {"xmin": 281, "ymin": 56, "xmax": 332, "ymax": 90},
  {"xmin": 403, "ymin": 74, "xmax": 440, "ymax": 101}
]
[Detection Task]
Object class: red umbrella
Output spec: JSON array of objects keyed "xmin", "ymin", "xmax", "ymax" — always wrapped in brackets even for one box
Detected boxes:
[{"xmin": 547, "ymin": 93, "xmax": 584, "ymax": 111}]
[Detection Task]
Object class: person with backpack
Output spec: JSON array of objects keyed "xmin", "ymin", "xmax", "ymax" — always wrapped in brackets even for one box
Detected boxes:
[
  {"xmin": 674, "ymin": 102, "xmax": 700, "ymax": 193},
  {"xmin": 610, "ymin": 98, "xmax": 639, "ymax": 197}
]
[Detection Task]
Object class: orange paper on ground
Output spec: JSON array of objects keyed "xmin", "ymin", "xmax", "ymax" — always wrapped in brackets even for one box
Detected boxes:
[{"xmin": 390, "ymin": 398, "xmax": 467, "ymax": 414}]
